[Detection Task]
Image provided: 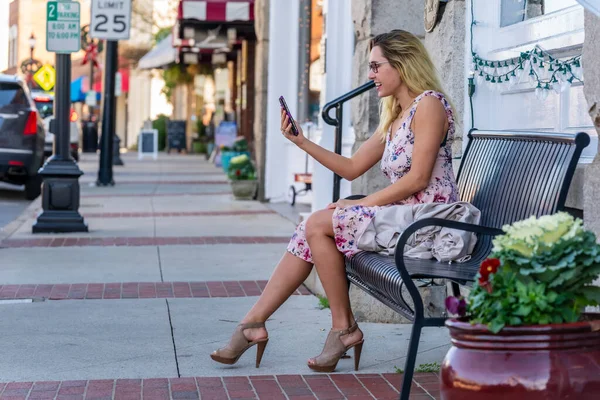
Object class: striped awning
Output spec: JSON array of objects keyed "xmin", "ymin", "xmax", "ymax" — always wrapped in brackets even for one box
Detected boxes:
[{"xmin": 178, "ymin": 0, "xmax": 255, "ymax": 22}]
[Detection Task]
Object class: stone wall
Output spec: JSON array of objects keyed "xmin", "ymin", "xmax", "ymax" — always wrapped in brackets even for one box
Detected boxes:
[
  {"xmin": 351, "ymin": 0, "xmax": 466, "ymax": 198},
  {"xmin": 423, "ymin": 0, "xmax": 466, "ymax": 159},
  {"xmin": 346, "ymin": 0, "xmax": 461, "ymax": 323},
  {"xmin": 583, "ymin": 10, "xmax": 600, "ymax": 237},
  {"xmin": 254, "ymin": 0, "xmax": 270, "ymax": 202},
  {"xmin": 350, "ymin": 0, "xmax": 424, "ymax": 197}
]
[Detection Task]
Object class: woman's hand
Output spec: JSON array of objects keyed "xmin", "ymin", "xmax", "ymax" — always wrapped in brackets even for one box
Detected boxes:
[
  {"xmin": 280, "ymin": 108, "xmax": 306, "ymax": 147},
  {"xmin": 326, "ymin": 198, "xmax": 363, "ymax": 209}
]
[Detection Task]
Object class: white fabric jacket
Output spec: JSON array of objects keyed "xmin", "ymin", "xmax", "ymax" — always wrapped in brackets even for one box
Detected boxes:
[{"xmin": 356, "ymin": 202, "xmax": 481, "ymax": 263}]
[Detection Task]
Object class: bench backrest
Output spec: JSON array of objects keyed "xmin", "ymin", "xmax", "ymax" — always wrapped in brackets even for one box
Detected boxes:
[{"xmin": 456, "ymin": 130, "xmax": 590, "ymax": 229}]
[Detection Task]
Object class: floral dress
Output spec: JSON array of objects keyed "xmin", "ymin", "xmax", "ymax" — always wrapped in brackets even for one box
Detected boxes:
[{"xmin": 287, "ymin": 90, "xmax": 459, "ymax": 263}]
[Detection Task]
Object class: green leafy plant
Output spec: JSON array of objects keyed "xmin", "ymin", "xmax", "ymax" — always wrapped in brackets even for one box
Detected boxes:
[
  {"xmin": 446, "ymin": 212, "xmax": 600, "ymax": 333},
  {"xmin": 227, "ymin": 154, "xmax": 256, "ymax": 181},
  {"xmin": 232, "ymin": 136, "xmax": 249, "ymax": 152},
  {"xmin": 394, "ymin": 362, "xmax": 440, "ymax": 374},
  {"xmin": 152, "ymin": 114, "xmax": 168, "ymax": 151},
  {"xmin": 415, "ymin": 362, "xmax": 441, "ymax": 373},
  {"xmin": 317, "ymin": 295, "xmax": 330, "ymax": 310}
]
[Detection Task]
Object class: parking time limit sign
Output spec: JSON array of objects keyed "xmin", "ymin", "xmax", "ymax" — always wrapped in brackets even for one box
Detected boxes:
[
  {"xmin": 91, "ymin": 0, "xmax": 132, "ymax": 41},
  {"xmin": 46, "ymin": 1, "xmax": 81, "ymax": 53}
]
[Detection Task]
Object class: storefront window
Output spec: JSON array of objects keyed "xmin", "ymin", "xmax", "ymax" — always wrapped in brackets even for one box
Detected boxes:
[{"xmin": 500, "ymin": 0, "xmax": 579, "ymax": 27}]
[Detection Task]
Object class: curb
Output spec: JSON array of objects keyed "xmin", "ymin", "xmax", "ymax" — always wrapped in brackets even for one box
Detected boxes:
[{"xmin": 0, "ymin": 196, "xmax": 42, "ymax": 243}]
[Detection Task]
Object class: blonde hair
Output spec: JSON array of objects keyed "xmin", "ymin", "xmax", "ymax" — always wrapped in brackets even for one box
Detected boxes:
[{"xmin": 371, "ymin": 30, "xmax": 452, "ymax": 140}]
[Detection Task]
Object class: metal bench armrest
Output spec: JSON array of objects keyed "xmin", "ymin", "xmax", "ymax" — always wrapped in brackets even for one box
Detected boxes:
[{"xmin": 392, "ymin": 218, "xmax": 503, "ymax": 319}]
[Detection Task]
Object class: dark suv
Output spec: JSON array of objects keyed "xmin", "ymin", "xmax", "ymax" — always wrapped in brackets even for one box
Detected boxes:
[{"xmin": 0, "ymin": 74, "xmax": 46, "ymax": 199}]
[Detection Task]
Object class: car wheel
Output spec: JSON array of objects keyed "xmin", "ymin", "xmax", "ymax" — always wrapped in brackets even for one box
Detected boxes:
[{"xmin": 24, "ymin": 174, "xmax": 43, "ymax": 200}]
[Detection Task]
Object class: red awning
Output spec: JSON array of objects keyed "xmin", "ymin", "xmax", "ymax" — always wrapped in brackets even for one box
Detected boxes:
[{"xmin": 178, "ymin": 0, "xmax": 255, "ymax": 22}]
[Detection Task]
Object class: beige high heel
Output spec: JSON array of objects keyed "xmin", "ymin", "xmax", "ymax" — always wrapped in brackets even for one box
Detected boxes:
[
  {"xmin": 210, "ymin": 322, "xmax": 269, "ymax": 368},
  {"xmin": 308, "ymin": 323, "xmax": 364, "ymax": 373}
]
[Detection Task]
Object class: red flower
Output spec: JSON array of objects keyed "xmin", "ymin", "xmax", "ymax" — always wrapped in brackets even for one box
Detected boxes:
[
  {"xmin": 478, "ymin": 258, "xmax": 500, "ymax": 292},
  {"xmin": 235, "ymin": 169, "xmax": 241, "ymax": 176}
]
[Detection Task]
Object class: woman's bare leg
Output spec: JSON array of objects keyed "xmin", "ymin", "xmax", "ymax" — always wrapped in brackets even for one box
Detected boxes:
[
  {"xmin": 305, "ymin": 209, "xmax": 362, "ymax": 365},
  {"xmin": 239, "ymin": 251, "xmax": 313, "ymax": 341}
]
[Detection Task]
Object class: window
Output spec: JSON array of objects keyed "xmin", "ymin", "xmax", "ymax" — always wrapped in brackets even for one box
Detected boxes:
[
  {"xmin": 500, "ymin": 0, "xmax": 579, "ymax": 27},
  {"xmin": 8, "ymin": 25, "xmax": 18, "ymax": 68},
  {"xmin": 0, "ymin": 83, "xmax": 28, "ymax": 109}
]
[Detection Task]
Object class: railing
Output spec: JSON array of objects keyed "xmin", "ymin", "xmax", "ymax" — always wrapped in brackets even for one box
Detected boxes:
[{"xmin": 321, "ymin": 81, "xmax": 376, "ymax": 202}]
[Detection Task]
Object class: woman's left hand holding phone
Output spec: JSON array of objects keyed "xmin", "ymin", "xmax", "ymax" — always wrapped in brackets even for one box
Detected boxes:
[{"xmin": 280, "ymin": 108, "xmax": 306, "ymax": 147}]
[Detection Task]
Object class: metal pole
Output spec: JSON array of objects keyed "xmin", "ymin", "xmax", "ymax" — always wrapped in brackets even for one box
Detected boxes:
[
  {"xmin": 55, "ymin": 54, "xmax": 71, "ymax": 160},
  {"xmin": 33, "ymin": 53, "xmax": 88, "ymax": 233},
  {"xmin": 97, "ymin": 40, "xmax": 117, "ymax": 186},
  {"xmin": 89, "ymin": 55, "xmax": 94, "ymax": 118},
  {"xmin": 297, "ymin": 0, "xmax": 311, "ymax": 123},
  {"xmin": 112, "ymin": 40, "xmax": 124, "ymax": 166},
  {"xmin": 332, "ymin": 105, "xmax": 342, "ymax": 202}
]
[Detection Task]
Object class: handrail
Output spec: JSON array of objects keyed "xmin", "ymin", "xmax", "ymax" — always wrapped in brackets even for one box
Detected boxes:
[{"xmin": 321, "ymin": 81, "xmax": 375, "ymax": 202}]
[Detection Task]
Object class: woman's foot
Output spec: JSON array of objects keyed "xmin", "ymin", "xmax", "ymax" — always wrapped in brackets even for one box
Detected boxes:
[
  {"xmin": 210, "ymin": 322, "xmax": 269, "ymax": 368},
  {"xmin": 307, "ymin": 323, "xmax": 365, "ymax": 372},
  {"xmin": 240, "ymin": 324, "xmax": 268, "ymax": 342}
]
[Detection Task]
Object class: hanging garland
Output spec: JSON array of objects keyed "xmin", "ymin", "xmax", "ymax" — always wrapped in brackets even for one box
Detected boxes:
[{"xmin": 471, "ymin": 47, "xmax": 583, "ymax": 100}]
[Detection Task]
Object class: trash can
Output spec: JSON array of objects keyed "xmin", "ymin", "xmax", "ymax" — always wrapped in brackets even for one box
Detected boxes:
[{"xmin": 82, "ymin": 121, "xmax": 98, "ymax": 153}]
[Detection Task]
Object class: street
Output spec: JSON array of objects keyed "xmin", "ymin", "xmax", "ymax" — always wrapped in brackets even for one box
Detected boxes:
[{"xmin": 0, "ymin": 183, "xmax": 31, "ymax": 230}]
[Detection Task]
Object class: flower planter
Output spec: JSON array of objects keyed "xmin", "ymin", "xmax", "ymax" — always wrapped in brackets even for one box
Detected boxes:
[
  {"xmin": 440, "ymin": 318, "xmax": 600, "ymax": 399},
  {"xmin": 230, "ymin": 179, "xmax": 257, "ymax": 200},
  {"xmin": 221, "ymin": 151, "xmax": 250, "ymax": 173}
]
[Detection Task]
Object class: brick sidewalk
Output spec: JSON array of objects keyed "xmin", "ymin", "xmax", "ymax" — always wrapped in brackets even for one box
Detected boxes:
[
  {"xmin": 0, "ymin": 373, "xmax": 440, "ymax": 399},
  {"xmin": 0, "ymin": 153, "xmax": 448, "ymax": 399},
  {"xmin": 0, "ymin": 281, "xmax": 312, "ymax": 300}
]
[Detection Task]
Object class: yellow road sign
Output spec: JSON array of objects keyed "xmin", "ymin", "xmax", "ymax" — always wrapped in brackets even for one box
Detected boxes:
[{"xmin": 33, "ymin": 64, "xmax": 56, "ymax": 91}]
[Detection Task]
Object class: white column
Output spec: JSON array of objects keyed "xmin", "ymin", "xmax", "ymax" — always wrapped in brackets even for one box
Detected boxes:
[
  {"xmin": 264, "ymin": 0, "xmax": 300, "ymax": 201},
  {"xmin": 311, "ymin": 0, "xmax": 354, "ymax": 212}
]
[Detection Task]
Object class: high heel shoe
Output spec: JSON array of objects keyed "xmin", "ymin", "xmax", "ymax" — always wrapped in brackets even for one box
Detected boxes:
[
  {"xmin": 210, "ymin": 322, "xmax": 269, "ymax": 368},
  {"xmin": 307, "ymin": 323, "xmax": 364, "ymax": 373}
]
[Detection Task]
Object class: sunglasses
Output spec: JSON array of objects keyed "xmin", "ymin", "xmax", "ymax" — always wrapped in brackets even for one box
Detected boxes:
[{"xmin": 368, "ymin": 61, "xmax": 389, "ymax": 73}]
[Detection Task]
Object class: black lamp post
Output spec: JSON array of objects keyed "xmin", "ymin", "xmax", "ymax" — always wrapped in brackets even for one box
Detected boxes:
[{"xmin": 27, "ymin": 33, "xmax": 36, "ymax": 90}]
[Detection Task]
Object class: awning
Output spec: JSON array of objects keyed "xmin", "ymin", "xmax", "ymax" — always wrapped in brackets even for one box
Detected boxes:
[
  {"xmin": 138, "ymin": 34, "xmax": 177, "ymax": 70},
  {"xmin": 178, "ymin": 0, "xmax": 255, "ymax": 22}
]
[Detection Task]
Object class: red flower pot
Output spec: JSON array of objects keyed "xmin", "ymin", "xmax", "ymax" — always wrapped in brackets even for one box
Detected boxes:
[{"xmin": 441, "ymin": 318, "xmax": 600, "ymax": 399}]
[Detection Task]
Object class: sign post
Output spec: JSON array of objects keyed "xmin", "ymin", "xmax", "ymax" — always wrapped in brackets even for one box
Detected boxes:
[
  {"xmin": 91, "ymin": 0, "xmax": 131, "ymax": 185},
  {"xmin": 33, "ymin": 0, "xmax": 88, "ymax": 233}
]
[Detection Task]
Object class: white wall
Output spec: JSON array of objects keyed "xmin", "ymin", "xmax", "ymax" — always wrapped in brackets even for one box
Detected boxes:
[
  {"xmin": 150, "ymin": 73, "xmax": 173, "ymax": 119},
  {"xmin": 264, "ymin": 0, "xmax": 355, "ymax": 209},
  {"xmin": 465, "ymin": 0, "xmax": 596, "ymax": 159},
  {"xmin": 311, "ymin": 0, "xmax": 354, "ymax": 212},
  {"xmin": 264, "ymin": 0, "xmax": 300, "ymax": 202},
  {"xmin": 0, "ymin": 0, "xmax": 8, "ymax": 72}
]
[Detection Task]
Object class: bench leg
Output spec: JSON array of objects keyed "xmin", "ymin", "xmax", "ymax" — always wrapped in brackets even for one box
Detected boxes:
[
  {"xmin": 398, "ymin": 321, "xmax": 423, "ymax": 400},
  {"xmin": 451, "ymin": 281, "xmax": 461, "ymax": 297}
]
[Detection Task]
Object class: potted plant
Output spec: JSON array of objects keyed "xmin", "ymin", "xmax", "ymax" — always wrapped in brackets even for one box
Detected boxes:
[
  {"xmin": 227, "ymin": 153, "xmax": 257, "ymax": 200},
  {"xmin": 441, "ymin": 212, "xmax": 600, "ymax": 399},
  {"xmin": 220, "ymin": 137, "xmax": 250, "ymax": 172}
]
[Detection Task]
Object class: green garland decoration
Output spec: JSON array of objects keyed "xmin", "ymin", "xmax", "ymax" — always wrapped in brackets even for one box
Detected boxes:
[{"xmin": 471, "ymin": 47, "xmax": 583, "ymax": 99}]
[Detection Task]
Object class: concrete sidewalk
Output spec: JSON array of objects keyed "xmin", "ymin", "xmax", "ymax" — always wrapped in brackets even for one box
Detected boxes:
[{"xmin": 0, "ymin": 152, "xmax": 449, "ymax": 399}]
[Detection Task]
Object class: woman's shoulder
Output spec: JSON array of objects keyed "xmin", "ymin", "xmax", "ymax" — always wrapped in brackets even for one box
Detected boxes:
[{"xmin": 415, "ymin": 90, "xmax": 452, "ymax": 114}]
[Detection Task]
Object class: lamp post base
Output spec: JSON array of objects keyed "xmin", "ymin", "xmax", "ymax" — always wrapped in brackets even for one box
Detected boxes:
[{"xmin": 32, "ymin": 157, "xmax": 88, "ymax": 234}]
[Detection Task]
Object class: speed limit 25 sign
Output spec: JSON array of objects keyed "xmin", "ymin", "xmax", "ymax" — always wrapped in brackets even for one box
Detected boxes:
[{"xmin": 90, "ymin": 0, "xmax": 132, "ymax": 40}]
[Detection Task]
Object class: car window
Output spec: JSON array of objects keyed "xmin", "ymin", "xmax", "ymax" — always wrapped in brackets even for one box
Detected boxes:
[
  {"xmin": 34, "ymin": 99, "xmax": 54, "ymax": 119},
  {"xmin": 0, "ymin": 82, "xmax": 28, "ymax": 108}
]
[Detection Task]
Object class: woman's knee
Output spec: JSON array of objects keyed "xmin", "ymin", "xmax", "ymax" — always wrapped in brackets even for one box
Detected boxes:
[{"xmin": 305, "ymin": 209, "xmax": 334, "ymax": 240}]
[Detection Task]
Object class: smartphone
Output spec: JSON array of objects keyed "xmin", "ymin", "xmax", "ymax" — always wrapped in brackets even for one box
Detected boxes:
[{"xmin": 279, "ymin": 96, "xmax": 299, "ymax": 136}]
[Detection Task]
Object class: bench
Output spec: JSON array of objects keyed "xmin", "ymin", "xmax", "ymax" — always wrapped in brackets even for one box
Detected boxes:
[{"xmin": 345, "ymin": 129, "xmax": 590, "ymax": 400}]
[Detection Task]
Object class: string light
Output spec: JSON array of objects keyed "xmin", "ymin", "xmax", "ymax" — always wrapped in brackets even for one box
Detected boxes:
[{"xmin": 471, "ymin": 46, "xmax": 583, "ymax": 100}]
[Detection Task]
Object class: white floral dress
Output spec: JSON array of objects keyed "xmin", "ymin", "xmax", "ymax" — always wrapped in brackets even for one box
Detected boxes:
[{"xmin": 287, "ymin": 90, "xmax": 459, "ymax": 263}]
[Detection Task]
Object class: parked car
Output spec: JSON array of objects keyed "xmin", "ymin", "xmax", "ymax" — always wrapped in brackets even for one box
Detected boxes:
[
  {"xmin": 31, "ymin": 90, "xmax": 80, "ymax": 161},
  {"xmin": 0, "ymin": 74, "xmax": 46, "ymax": 199}
]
